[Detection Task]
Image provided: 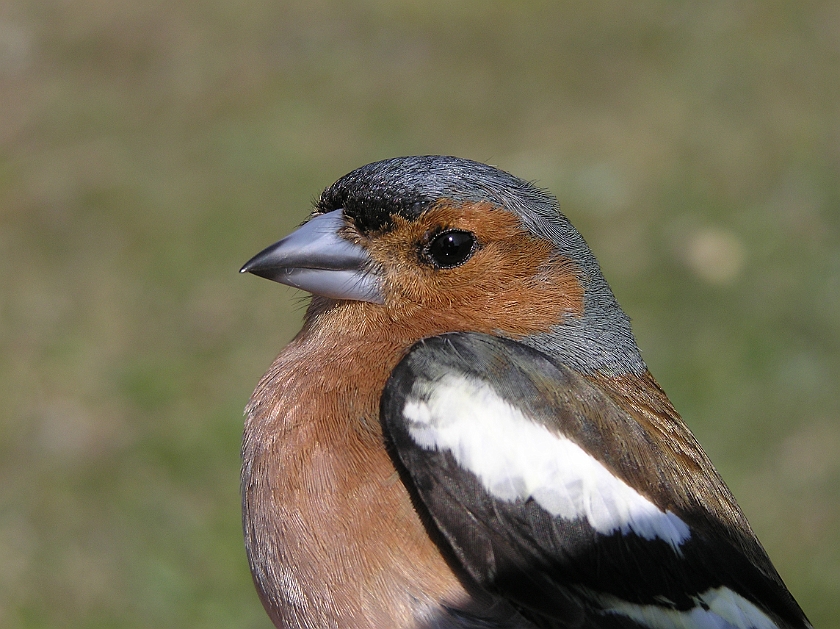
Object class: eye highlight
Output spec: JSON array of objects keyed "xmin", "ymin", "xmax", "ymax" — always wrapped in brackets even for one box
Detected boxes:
[{"xmin": 423, "ymin": 230, "xmax": 477, "ymax": 269}]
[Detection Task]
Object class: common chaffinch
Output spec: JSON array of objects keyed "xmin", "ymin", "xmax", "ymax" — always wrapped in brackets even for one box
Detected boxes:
[{"xmin": 240, "ymin": 156, "xmax": 810, "ymax": 629}]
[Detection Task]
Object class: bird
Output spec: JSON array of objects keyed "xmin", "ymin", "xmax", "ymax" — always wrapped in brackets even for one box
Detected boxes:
[{"xmin": 239, "ymin": 156, "xmax": 811, "ymax": 629}]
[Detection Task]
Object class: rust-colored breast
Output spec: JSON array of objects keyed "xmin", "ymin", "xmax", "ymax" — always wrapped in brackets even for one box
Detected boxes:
[{"xmin": 242, "ymin": 303, "xmax": 475, "ymax": 629}]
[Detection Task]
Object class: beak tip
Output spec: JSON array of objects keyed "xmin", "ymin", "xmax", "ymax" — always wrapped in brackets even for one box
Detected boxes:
[{"xmin": 240, "ymin": 252, "xmax": 269, "ymax": 275}]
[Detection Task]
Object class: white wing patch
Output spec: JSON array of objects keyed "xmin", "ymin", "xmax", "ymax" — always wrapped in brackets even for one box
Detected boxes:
[
  {"xmin": 402, "ymin": 374, "xmax": 690, "ymax": 550},
  {"xmin": 598, "ymin": 587, "xmax": 779, "ymax": 629}
]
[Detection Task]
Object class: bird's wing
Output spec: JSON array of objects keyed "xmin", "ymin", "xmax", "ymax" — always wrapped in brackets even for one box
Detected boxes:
[{"xmin": 381, "ymin": 332, "xmax": 810, "ymax": 629}]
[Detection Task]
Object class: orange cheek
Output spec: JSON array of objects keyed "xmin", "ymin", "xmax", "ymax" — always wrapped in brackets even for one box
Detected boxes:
[
  {"xmin": 383, "ymin": 252, "xmax": 585, "ymax": 338},
  {"xmin": 363, "ymin": 202, "xmax": 585, "ymax": 339}
]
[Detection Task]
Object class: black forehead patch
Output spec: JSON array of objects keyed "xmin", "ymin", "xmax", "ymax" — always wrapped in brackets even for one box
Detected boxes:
[
  {"xmin": 316, "ymin": 155, "xmax": 545, "ymax": 234},
  {"xmin": 316, "ymin": 160, "xmax": 432, "ymax": 233}
]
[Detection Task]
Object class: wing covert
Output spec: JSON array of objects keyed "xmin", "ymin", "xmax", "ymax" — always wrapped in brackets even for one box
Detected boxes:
[{"xmin": 380, "ymin": 332, "xmax": 810, "ymax": 629}]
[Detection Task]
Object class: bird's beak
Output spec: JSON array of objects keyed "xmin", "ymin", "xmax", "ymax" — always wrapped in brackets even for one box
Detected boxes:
[{"xmin": 240, "ymin": 209, "xmax": 384, "ymax": 304}]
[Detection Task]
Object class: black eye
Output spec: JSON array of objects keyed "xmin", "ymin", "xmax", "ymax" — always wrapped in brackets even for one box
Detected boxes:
[{"xmin": 424, "ymin": 230, "xmax": 477, "ymax": 269}]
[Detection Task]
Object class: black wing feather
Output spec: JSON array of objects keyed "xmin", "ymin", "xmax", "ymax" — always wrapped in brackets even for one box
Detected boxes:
[{"xmin": 381, "ymin": 332, "xmax": 810, "ymax": 629}]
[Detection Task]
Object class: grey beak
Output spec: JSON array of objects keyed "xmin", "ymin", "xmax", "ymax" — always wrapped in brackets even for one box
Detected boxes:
[{"xmin": 240, "ymin": 209, "xmax": 384, "ymax": 304}]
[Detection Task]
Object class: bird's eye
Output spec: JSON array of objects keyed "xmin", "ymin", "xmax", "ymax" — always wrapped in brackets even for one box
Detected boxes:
[{"xmin": 424, "ymin": 230, "xmax": 477, "ymax": 269}]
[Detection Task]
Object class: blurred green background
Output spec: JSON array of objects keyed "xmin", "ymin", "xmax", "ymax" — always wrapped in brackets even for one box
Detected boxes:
[{"xmin": 1, "ymin": 0, "xmax": 839, "ymax": 626}]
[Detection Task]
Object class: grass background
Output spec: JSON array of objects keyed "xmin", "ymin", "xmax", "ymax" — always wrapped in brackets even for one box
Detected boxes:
[{"xmin": 2, "ymin": 0, "xmax": 839, "ymax": 626}]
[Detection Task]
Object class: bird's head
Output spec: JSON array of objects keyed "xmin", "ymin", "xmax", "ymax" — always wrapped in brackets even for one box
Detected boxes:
[{"xmin": 242, "ymin": 156, "xmax": 645, "ymax": 375}]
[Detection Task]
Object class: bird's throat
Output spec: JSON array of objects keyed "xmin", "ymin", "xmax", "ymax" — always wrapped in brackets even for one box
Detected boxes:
[{"xmin": 241, "ymin": 302, "xmax": 471, "ymax": 628}]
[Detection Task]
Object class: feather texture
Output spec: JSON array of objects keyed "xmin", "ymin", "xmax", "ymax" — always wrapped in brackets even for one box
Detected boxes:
[{"xmin": 382, "ymin": 333, "xmax": 810, "ymax": 629}]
